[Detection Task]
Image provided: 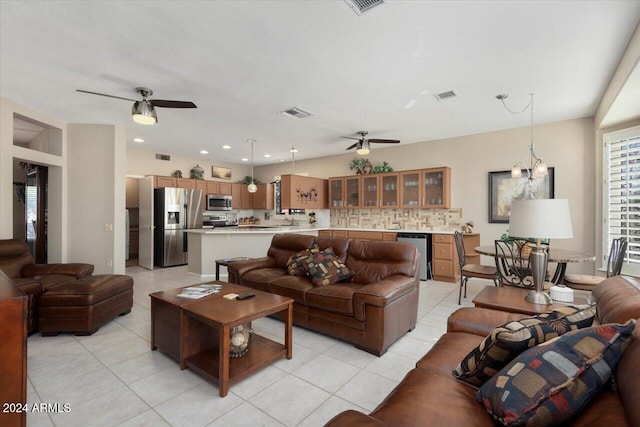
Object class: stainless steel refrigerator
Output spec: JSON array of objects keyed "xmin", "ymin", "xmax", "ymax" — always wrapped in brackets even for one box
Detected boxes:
[{"xmin": 153, "ymin": 187, "xmax": 203, "ymax": 267}]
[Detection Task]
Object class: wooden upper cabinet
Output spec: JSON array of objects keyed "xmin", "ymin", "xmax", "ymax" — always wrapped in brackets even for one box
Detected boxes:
[
  {"xmin": 206, "ymin": 181, "xmax": 220, "ymax": 195},
  {"xmin": 361, "ymin": 175, "xmax": 378, "ymax": 207},
  {"xmin": 218, "ymin": 182, "xmax": 232, "ymax": 195},
  {"xmin": 154, "ymin": 176, "xmax": 177, "ymax": 188},
  {"xmin": 240, "ymin": 185, "xmax": 252, "ymax": 209},
  {"xmin": 422, "ymin": 167, "xmax": 451, "ymax": 208},
  {"xmin": 380, "ymin": 173, "xmax": 399, "ymax": 208},
  {"xmin": 231, "ymin": 183, "xmax": 243, "ymax": 209},
  {"xmin": 329, "ymin": 178, "xmax": 345, "ymax": 208},
  {"xmin": 177, "ymin": 178, "xmax": 196, "ymax": 189},
  {"xmin": 344, "ymin": 176, "xmax": 361, "ymax": 208},
  {"xmin": 253, "ymin": 183, "xmax": 274, "ymax": 210},
  {"xmin": 280, "ymin": 175, "xmax": 328, "ymax": 209},
  {"xmin": 400, "ymin": 170, "xmax": 421, "ymax": 208}
]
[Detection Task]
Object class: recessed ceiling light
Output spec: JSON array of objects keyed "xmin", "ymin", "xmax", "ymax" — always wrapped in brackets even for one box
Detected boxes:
[
  {"xmin": 264, "ymin": 154, "xmax": 271, "ymax": 158},
  {"xmin": 133, "ymin": 138, "xmax": 144, "ymax": 143},
  {"xmin": 241, "ymin": 158, "xmax": 249, "ymax": 162},
  {"xmin": 200, "ymin": 150, "xmax": 209, "ymax": 154},
  {"xmin": 290, "ymin": 148, "xmax": 298, "ymax": 153},
  {"xmin": 222, "ymin": 145, "xmax": 231, "ymax": 149}
]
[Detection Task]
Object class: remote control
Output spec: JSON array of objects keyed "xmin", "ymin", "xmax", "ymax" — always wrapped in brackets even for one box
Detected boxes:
[{"xmin": 236, "ymin": 292, "xmax": 255, "ymax": 300}]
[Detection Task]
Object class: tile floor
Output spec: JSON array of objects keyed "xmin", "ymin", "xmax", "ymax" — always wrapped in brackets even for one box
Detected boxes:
[{"xmin": 26, "ymin": 266, "xmax": 491, "ymax": 427}]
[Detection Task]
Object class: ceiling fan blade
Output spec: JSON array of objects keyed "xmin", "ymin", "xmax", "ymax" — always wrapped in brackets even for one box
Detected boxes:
[
  {"xmin": 341, "ymin": 136, "xmax": 361, "ymax": 141},
  {"xmin": 149, "ymin": 100, "xmax": 197, "ymax": 108},
  {"xmin": 76, "ymin": 89, "xmax": 137, "ymax": 102},
  {"xmin": 345, "ymin": 142, "xmax": 359, "ymax": 150},
  {"xmin": 368, "ymin": 139, "xmax": 400, "ymax": 144}
]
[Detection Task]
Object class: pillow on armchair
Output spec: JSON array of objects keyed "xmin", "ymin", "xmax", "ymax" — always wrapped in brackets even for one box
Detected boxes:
[{"xmin": 453, "ymin": 304, "xmax": 596, "ymax": 387}]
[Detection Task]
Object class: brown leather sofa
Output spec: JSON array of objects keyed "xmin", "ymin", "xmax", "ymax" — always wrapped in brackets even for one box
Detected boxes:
[
  {"xmin": 326, "ymin": 275, "xmax": 640, "ymax": 426},
  {"xmin": 228, "ymin": 233, "xmax": 420, "ymax": 356},
  {"xmin": 0, "ymin": 239, "xmax": 133, "ymax": 335}
]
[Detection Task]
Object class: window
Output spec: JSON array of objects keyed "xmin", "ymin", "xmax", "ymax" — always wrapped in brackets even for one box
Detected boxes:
[{"xmin": 604, "ymin": 125, "xmax": 640, "ymax": 275}]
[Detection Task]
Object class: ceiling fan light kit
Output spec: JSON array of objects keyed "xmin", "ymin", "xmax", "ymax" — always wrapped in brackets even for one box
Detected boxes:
[
  {"xmin": 76, "ymin": 86, "xmax": 196, "ymax": 126},
  {"xmin": 132, "ymin": 100, "xmax": 157, "ymax": 125},
  {"xmin": 356, "ymin": 140, "xmax": 370, "ymax": 155},
  {"xmin": 342, "ymin": 130, "xmax": 400, "ymax": 155}
]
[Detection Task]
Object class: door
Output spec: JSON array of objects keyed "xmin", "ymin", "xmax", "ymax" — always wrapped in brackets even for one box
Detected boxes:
[{"xmin": 138, "ymin": 176, "xmax": 154, "ymax": 270}]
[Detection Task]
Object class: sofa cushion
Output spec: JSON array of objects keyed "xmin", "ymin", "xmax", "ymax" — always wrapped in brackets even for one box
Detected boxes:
[
  {"xmin": 269, "ymin": 275, "xmax": 315, "ymax": 304},
  {"xmin": 346, "ymin": 240, "xmax": 417, "ymax": 284},
  {"xmin": 306, "ymin": 282, "xmax": 365, "ymax": 315},
  {"xmin": 267, "ymin": 234, "xmax": 316, "ymax": 268},
  {"xmin": 477, "ymin": 320, "xmax": 636, "ymax": 427},
  {"xmin": 240, "ymin": 268, "xmax": 287, "ymax": 292},
  {"xmin": 453, "ymin": 305, "xmax": 596, "ymax": 387},
  {"xmin": 30, "ymin": 274, "xmax": 81, "ymax": 290},
  {"xmin": 286, "ymin": 244, "xmax": 320, "ymax": 276},
  {"xmin": 0, "ymin": 238, "xmax": 35, "ymax": 278},
  {"xmin": 298, "ymin": 247, "xmax": 354, "ymax": 287}
]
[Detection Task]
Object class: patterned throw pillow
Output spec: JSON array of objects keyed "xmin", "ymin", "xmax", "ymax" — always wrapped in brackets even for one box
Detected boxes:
[
  {"xmin": 286, "ymin": 244, "xmax": 320, "ymax": 276},
  {"xmin": 298, "ymin": 247, "xmax": 354, "ymax": 286},
  {"xmin": 453, "ymin": 305, "xmax": 596, "ymax": 387},
  {"xmin": 477, "ymin": 320, "xmax": 636, "ymax": 427}
]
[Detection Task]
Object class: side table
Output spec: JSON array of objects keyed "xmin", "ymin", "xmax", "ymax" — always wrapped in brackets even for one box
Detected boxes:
[
  {"xmin": 215, "ymin": 257, "xmax": 251, "ymax": 281},
  {"xmin": 473, "ymin": 286, "xmax": 590, "ymax": 315}
]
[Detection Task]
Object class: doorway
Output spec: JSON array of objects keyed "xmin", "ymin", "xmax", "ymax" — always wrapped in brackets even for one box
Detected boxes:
[{"xmin": 14, "ymin": 161, "xmax": 48, "ymax": 263}]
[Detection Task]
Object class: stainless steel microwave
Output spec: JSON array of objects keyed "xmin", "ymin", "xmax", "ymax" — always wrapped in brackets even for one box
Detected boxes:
[{"xmin": 206, "ymin": 194, "xmax": 232, "ymax": 211}]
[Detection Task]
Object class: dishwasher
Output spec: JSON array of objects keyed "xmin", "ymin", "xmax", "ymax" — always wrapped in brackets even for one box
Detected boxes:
[{"xmin": 397, "ymin": 233, "xmax": 432, "ymax": 281}]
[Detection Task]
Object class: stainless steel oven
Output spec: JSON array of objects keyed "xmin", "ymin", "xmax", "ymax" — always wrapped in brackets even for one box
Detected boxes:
[{"xmin": 206, "ymin": 194, "xmax": 232, "ymax": 211}]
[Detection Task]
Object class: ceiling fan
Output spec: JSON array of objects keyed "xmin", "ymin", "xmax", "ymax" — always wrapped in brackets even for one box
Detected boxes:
[
  {"xmin": 76, "ymin": 87, "xmax": 197, "ymax": 125},
  {"xmin": 342, "ymin": 131, "xmax": 400, "ymax": 155}
]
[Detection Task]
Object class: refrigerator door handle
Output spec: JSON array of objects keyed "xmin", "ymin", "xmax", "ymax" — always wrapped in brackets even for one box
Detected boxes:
[{"xmin": 183, "ymin": 231, "xmax": 188, "ymax": 253}]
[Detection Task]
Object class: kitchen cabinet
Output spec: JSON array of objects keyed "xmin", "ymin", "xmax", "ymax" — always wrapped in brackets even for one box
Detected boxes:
[
  {"xmin": 206, "ymin": 181, "xmax": 220, "ymax": 195},
  {"xmin": 319, "ymin": 229, "xmax": 397, "ymax": 241},
  {"xmin": 400, "ymin": 170, "xmax": 421, "ymax": 208},
  {"xmin": 329, "ymin": 176, "xmax": 361, "ymax": 208},
  {"xmin": 432, "ymin": 233, "xmax": 455, "ymax": 282},
  {"xmin": 280, "ymin": 175, "xmax": 328, "ymax": 209},
  {"xmin": 231, "ymin": 183, "xmax": 243, "ymax": 209},
  {"xmin": 380, "ymin": 173, "xmax": 399, "ymax": 208},
  {"xmin": 240, "ymin": 185, "xmax": 252, "ymax": 209},
  {"xmin": 432, "ymin": 232, "xmax": 480, "ymax": 283},
  {"xmin": 422, "ymin": 167, "xmax": 450, "ymax": 208},
  {"xmin": 253, "ymin": 184, "xmax": 273, "ymax": 210},
  {"xmin": 154, "ymin": 176, "xmax": 176, "ymax": 188},
  {"xmin": 177, "ymin": 178, "xmax": 196, "ymax": 189},
  {"xmin": 218, "ymin": 182, "xmax": 232, "ymax": 195},
  {"xmin": 361, "ymin": 175, "xmax": 379, "ymax": 207}
]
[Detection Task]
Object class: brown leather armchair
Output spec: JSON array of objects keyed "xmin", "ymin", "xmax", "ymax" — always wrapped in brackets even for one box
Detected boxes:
[{"xmin": 0, "ymin": 239, "xmax": 94, "ymax": 333}]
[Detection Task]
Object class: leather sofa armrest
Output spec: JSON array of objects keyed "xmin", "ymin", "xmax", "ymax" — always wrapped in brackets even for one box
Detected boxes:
[
  {"xmin": 324, "ymin": 410, "xmax": 386, "ymax": 427},
  {"xmin": 353, "ymin": 275, "xmax": 418, "ymax": 321},
  {"xmin": 447, "ymin": 307, "xmax": 528, "ymax": 336},
  {"xmin": 22, "ymin": 263, "xmax": 94, "ymax": 279},
  {"xmin": 227, "ymin": 257, "xmax": 276, "ymax": 283}
]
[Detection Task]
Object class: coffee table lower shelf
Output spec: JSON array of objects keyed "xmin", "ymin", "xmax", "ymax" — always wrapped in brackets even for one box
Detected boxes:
[{"xmin": 185, "ymin": 335, "xmax": 287, "ymax": 386}]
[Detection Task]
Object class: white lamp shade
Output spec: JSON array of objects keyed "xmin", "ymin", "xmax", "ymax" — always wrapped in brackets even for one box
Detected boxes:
[
  {"xmin": 247, "ymin": 183, "xmax": 257, "ymax": 193},
  {"xmin": 509, "ymin": 199, "xmax": 573, "ymax": 240},
  {"xmin": 132, "ymin": 101, "xmax": 157, "ymax": 125}
]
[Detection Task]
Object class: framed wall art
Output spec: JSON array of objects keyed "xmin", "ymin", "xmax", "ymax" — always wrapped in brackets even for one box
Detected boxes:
[
  {"xmin": 488, "ymin": 167, "xmax": 554, "ymax": 223},
  {"xmin": 211, "ymin": 166, "xmax": 232, "ymax": 180}
]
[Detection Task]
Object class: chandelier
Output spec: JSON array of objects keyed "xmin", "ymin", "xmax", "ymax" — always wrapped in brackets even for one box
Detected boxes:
[{"xmin": 496, "ymin": 93, "xmax": 548, "ymax": 180}]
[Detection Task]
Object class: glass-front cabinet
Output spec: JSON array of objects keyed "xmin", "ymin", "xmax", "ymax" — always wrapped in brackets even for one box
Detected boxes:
[
  {"xmin": 380, "ymin": 173, "xmax": 399, "ymax": 208},
  {"xmin": 400, "ymin": 171, "xmax": 421, "ymax": 208},
  {"xmin": 345, "ymin": 176, "xmax": 361, "ymax": 207},
  {"xmin": 361, "ymin": 175, "xmax": 378, "ymax": 207},
  {"xmin": 329, "ymin": 178, "xmax": 344, "ymax": 208},
  {"xmin": 422, "ymin": 167, "xmax": 450, "ymax": 208}
]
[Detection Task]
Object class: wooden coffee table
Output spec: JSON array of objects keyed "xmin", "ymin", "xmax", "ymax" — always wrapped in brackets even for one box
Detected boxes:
[
  {"xmin": 472, "ymin": 285, "xmax": 590, "ymax": 315},
  {"xmin": 150, "ymin": 282, "xmax": 293, "ymax": 397}
]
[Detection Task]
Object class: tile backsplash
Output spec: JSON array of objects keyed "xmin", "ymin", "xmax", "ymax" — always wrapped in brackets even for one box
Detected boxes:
[{"xmin": 330, "ymin": 208, "xmax": 463, "ymax": 231}]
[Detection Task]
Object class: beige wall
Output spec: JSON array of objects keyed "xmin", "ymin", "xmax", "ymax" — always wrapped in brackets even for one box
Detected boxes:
[
  {"xmin": 257, "ymin": 118, "xmax": 596, "ymax": 274},
  {"xmin": 126, "ymin": 145, "xmax": 252, "ymax": 181},
  {"xmin": 67, "ymin": 124, "xmax": 127, "ymax": 274}
]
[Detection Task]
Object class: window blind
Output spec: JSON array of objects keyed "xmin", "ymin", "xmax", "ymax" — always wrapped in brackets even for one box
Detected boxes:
[{"xmin": 605, "ymin": 126, "xmax": 640, "ymax": 269}]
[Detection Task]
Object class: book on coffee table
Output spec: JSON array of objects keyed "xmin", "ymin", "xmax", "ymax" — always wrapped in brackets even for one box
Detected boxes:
[{"xmin": 177, "ymin": 284, "xmax": 221, "ymax": 299}]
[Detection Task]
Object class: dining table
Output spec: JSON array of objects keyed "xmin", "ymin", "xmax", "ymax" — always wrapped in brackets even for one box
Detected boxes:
[{"xmin": 474, "ymin": 245, "xmax": 596, "ymax": 285}]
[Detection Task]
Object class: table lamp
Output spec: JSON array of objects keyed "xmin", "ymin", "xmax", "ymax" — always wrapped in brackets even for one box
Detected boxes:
[{"xmin": 508, "ymin": 199, "xmax": 574, "ymax": 304}]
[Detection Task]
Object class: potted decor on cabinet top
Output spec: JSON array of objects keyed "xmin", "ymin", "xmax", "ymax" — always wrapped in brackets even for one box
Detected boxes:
[{"xmin": 349, "ymin": 158, "xmax": 373, "ymax": 174}]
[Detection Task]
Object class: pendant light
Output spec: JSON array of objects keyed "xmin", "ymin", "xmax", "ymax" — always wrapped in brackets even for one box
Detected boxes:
[
  {"xmin": 247, "ymin": 139, "xmax": 257, "ymax": 193},
  {"xmin": 497, "ymin": 93, "xmax": 547, "ymax": 181},
  {"xmin": 290, "ymin": 147, "xmax": 297, "ymax": 174}
]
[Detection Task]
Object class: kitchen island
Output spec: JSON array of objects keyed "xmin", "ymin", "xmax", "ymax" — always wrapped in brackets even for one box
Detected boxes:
[{"xmin": 186, "ymin": 226, "xmax": 320, "ymax": 278}]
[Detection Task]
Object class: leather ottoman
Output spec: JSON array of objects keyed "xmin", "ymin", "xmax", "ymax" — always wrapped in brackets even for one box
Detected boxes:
[{"xmin": 39, "ymin": 274, "xmax": 134, "ymax": 336}]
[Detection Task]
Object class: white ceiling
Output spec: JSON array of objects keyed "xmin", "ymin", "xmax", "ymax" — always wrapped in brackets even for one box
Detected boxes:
[{"xmin": 1, "ymin": 1, "xmax": 639, "ymax": 165}]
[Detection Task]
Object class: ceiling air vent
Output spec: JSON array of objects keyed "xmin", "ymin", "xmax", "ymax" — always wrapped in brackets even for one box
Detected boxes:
[
  {"xmin": 279, "ymin": 107, "xmax": 313, "ymax": 119},
  {"xmin": 434, "ymin": 91, "xmax": 457, "ymax": 101},
  {"xmin": 344, "ymin": 0, "xmax": 385, "ymax": 16},
  {"xmin": 155, "ymin": 153, "xmax": 171, "ymax": 161}
]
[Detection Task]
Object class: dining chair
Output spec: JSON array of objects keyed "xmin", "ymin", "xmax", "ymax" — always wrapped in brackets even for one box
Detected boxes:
[
  {"xmin": 494, "ymin": 239, "xmax": 552, "ymax": 289},
  {"xmin": 563, "ymin": 237, "xmax": 627, "ymax": 291},
  {"xmin": 454, "ymin": 231, "xmax": 499, "ymax": 304}
]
